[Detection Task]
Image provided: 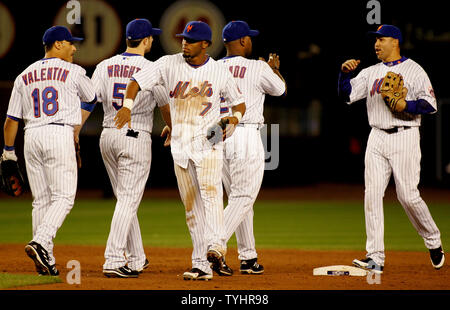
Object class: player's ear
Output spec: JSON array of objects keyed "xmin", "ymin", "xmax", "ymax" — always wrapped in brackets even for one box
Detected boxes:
[
  {"xmin": 240, "ymin": 37, "xmax": 245, "ymax": 47},
  {"xmin": 53, "ymin": 41, "xmax": 63, "ymax": 50},
  {"xmin": 201, "ymin": 40, "xmax": 210, "ymax": 49}
]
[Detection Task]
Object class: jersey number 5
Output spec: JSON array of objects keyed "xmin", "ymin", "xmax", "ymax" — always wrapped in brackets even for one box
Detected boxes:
[
  {"xmin": 112, "ymin": 83, "xmax": 127, "ymax": 111},
  {"xmin": 31, "ymin": 86, "xmax": 59, "ymax": 118}
]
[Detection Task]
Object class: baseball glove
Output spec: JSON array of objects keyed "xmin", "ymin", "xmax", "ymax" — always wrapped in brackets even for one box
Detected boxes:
[
  {"xmin": 206, "ymin": 118, "xmax": 229, "ymax": 144},
  {"xmin": 0, "ymin": 158, "xmax": 26, "ymax": 197},
  {"xmin": 380, "ymin": 71, "xmax": 408, "ymax": 112}
]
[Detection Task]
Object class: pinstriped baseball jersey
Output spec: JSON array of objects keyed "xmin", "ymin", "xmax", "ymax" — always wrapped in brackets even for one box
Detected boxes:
[
  {"xmin": 6, "ymin": 56, "xmax": 95, "ymax": 267},
  {"xmin": 345, "ymin": 56, "xmax": 442, "ymax": 266},
  {"xmin": 7, "ymin": 57, "xmax": 96, "ymax": 128},
  {"xmin": 92, "ymin": 53, "xmax": 167, "ymax": 133},
  {"xmin": 132, "ymin": 53, "xmax": 244, "ymax": 168},
  {"xmin": 217, "ymin": 56, "xmax": 286, "ymax": 123},
  {"xmin": 348, "ymin": 58, "xmax": 437, "ymax": 128},
  {"xmin": 217, "ymin": 56, "xmax": 285, "ymax": 262},
  {"xmin": 132, "ymin": 53, "xmax": 243, "ymax": 274},
  {"xmin": 93, "ymin": 52, "xmax": 166, "ymax": 271}
]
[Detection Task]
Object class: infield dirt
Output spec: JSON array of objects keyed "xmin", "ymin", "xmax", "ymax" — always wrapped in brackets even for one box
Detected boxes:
[{"xmin": 1, "ymin": 244, "xmax": 448, "ymax": 290}]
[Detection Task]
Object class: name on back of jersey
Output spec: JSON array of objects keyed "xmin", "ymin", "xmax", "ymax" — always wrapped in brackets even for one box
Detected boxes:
[
  {"xmin": 107, "ymin": 64, "xmax": 141, "ymax": 79},
  {"xmin": 22, "ymin": 67, "xmax": 69, "ymax": 86}
]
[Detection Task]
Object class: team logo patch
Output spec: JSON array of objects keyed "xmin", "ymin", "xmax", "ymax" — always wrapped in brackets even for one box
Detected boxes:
[{"xmin": 187, "ymin": 25, "xmax": 193, "ymax": 32}]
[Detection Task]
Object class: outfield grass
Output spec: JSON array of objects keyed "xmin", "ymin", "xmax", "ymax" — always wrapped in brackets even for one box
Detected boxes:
[
  {"xmin": 0, "ymin": 273, "xmax": 62, "ymax": 289},
  {"xmin": 0, "ymin": 198, "xmax": 449, "ymax": 251}
]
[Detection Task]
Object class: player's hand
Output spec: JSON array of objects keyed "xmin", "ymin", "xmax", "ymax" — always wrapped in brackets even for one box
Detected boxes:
[
  {"xmin": 220, "ymin": 116, "xmax": 238, "ymax": 140},
  {"xmin": 259, "ymin": 53, "xmax": 280, "ymax": 70},
  {"xmin": 161, "ymin": 125, "xmax": 171, "ymax": 147},
  {"xmin": 341, "ymin": 59, "xmax": 361, "ymax": 73},
  {"xmin": 114, "ymin": 107, "xmax": 131, "ymax": 129}
]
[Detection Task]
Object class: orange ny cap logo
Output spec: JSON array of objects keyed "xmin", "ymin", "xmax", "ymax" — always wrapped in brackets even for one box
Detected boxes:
[
  {"xmin": 187, "ymin": 25, "xmax": 193, "ymax": 32},
  {"xmin": 377, "ymin": 25, "xmax": 383, "ymax": 31}
]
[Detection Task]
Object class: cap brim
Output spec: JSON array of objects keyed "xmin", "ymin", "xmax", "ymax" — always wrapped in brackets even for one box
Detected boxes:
[
  {"xmin": 69, "ymin": 37, "xmax": 84, "ymax": 42},
  {"xmin": 249, "ymin": 29, "xmax": 259, "ymax": 37},
  {"xmin": 152, "ymin": 28, "xmax": 162, "ymax": 36},
  {"xmin": 175, "ymin": 33, "xmax": 206, "ymax": 42},
  {"xmin": 366, "ymin": 31, "xmax": 383, "ymax": 39}
]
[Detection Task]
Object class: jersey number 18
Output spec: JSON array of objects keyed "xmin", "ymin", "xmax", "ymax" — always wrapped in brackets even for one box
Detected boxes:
[{"xmin": 32, "ymin": 86, "xmax": 59, "ymax": 118}]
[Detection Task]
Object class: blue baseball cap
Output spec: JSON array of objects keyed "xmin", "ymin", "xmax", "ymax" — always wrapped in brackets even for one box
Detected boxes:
[
  {"xmin": 368, "ymin": 24, "xmax": 403, "ymax": 43},
  {"xmin": 222, "ymin": 21, "xmax": 259, "ymax": 42},
  {"xmin": 176, "ymin": 21, "xmax": 212, "ymax": 42},
  {"xmin": 126, "ymin": 18, "xmax": 161, "ymax": 40},
  {"xmin": 42, "ymin": 26, "xmax": 83, "ymax": 45}
]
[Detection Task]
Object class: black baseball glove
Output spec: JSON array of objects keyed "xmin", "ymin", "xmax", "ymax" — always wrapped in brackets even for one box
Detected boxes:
[
  {"xmin": 0, "ymin": 158, "xmax": 26, "ymax": 197},
  {"xmin": 207, "ymin": 118, "xmax": 229, "ymax": 144}
]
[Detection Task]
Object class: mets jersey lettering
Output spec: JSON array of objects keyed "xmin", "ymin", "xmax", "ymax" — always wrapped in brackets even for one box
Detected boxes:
[
  {"xmin": 22, "ymin": 67, "xmax": 69, "ymax": 85},
  {"xmin": 92, "ymin": 54, "xmax": 166, "ymax": 133},
  {"xmin": 218, "ymin": 56, "xmax": 285, "ymax": 124},
  {"xmin": 169, "ymin": 81, "xmax": 213, "ymax": 99},
  {"xmin": 348, "ymin": 58, "xmax": 436, "ymax": 128},
  {"xmin": 132, "ymin": 53, "xmax": 244, "ymax": 168},
  {"xmin": 107, "ymin": 64, "xmax": 141, "ymax": 79},
  {"xmin": 7, "ymin": 58, "xmax": 95, "ymax": 129}
]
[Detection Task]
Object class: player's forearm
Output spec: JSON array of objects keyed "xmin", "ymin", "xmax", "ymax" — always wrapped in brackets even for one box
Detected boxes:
[
  {"xmin": 159, "ymin": 104, "xmax": 172, "ymax": 129},
  {"xmin": 405, "ymin": 99, "xmax": 436, "ymax": 114},
  {"xmin": 122, "ymin": 79, "xmax": 141, "ymax": 111},
  {"xmin": 273, "ymin": 69, "xmax": 287, "ymax": 94},
  {"xmin": 338, "ymin": 71, "xmax": 352, "ymax": 101},
  {"xmin": 229, "ymin": 102, "xmax": 246, "ymax": 124},
  {"xmin": 125, "ymin": 79, "xmax": 140, "ymax": 100},
  {"xmin": 232, "ymin": 102, "xmax": 246, "ymax": 116},
  {"xmin": 74, "ymin": 109, "xmax": 92, "ymax": 140},
  {"xmin": 3, "ymin": 117, "xmax": 19, "ymax": 148},
  {"xmin": 80, "ymin": 109, "xmax": 91, "ymax": 127}
]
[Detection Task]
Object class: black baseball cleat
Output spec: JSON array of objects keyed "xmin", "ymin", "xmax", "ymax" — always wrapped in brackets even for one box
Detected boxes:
[
  {"xmin": 240, "ymin": 258, "xmax": 264, "ymax": 274},
  {"xmin": 103, "ymin": 266, "xmax": 139, "ymax": 278},
  {"xmin": 429, "ymin": 246, "xmax": 445, "ymax": 269},
  {"xmin": 25, "ymin": 241, "xmax": 59, "ymax": 276},
  {"xmin": 211, "ymin": 256, "xmax": 233, "ymax": 276},
  {"xmin": 352, "ymin": 257, "xmax": 384, "ymax": 274},
  {"xmin": 183, "ymin": 268, "xmax": 213, "ymax": 281},
  {"xmin": 207, "ymin": 248, "xmax": 224, "ymax": 275},
  {"xmin": 136, "ymin": 259, "xmax": 149, "ymax": 273}
]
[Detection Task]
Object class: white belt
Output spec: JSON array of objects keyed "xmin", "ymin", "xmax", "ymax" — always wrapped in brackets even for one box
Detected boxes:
[{"xmin": 237, "ymin": 123, "xmax": 260, "ymax": 129}]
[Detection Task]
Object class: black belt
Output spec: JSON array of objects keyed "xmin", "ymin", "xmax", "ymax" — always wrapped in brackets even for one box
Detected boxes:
[
  {"xmin": 49, "ymin": 122, "xmax": 64, "ymax": 126},
  {"xmin": 381, "ymin": 126, "xmax": 411, "ymax": 134}
]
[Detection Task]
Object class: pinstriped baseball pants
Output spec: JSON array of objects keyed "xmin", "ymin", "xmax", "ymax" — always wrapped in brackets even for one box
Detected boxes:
[
  {"xmin": 24, "ymin": 125, "xmax": 77, "ymax": 266},
  {"xmin": 101, "ymin": 128, "xmax": 151, "ymax": 270},
  {"xmin": 364, "ymin": 127, "xmax": 442, "ymax": 265},
  {"xmin": 222, "ymin": 126, "xmax": 265, "ymax": 261},
  {"xmin": 174, "ymin": 148, "xmax": 226, "ymax": 274}
]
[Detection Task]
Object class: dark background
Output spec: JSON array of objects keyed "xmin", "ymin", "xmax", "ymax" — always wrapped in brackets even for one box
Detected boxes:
[{"xmin": 1, "ymin": 0, "xmax": 449, "ymax": 194}]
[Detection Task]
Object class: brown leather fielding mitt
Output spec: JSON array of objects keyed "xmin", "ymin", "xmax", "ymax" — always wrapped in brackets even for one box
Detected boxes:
[{"xmin": 380, "ymin": 71, "xmax": 408, "ymax": 112}]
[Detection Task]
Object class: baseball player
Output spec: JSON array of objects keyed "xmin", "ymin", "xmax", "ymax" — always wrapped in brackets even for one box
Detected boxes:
[
  {"xmin": 114, "ymin": 21, "xmax": 246, "ymax": 280},
  {"xmin": 2, "ymin": 26, "xmax": 96, "ymax": 275},
  {"xmin": 338, "ymin": 24, "xmax": 444, "ymax": 274},
  {"xmin": 89, "ymin": 19, "xmax": 170, "ymax": 278},
  {"xmin": 214, "ymin": 21, "xmax": 286, "ymax": 276}
]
